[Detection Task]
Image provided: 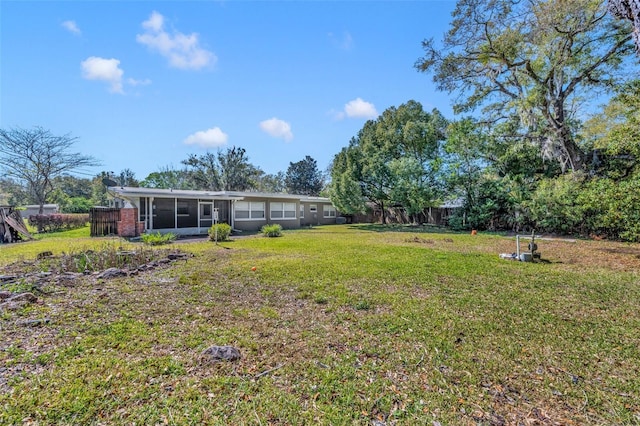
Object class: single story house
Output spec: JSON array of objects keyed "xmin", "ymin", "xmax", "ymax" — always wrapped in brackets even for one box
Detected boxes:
[
  {"xmin": 105, "ymin": 186, "xmax": 339, "ymax": 236},
  {"xmin": 21, "ymin": 204, "xmax": 59, "ymax": 217}
]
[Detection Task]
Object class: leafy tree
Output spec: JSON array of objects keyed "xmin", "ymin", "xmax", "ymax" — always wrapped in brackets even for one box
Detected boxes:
[
  {"xmin": 0, "ymin": 178, "xmax": 30, "ymax": 206},
  {"xmin": 89, "ymin": 169, "xmax": 141, "ymax": 206},
  {"xmin": 217, "ymin": 147, "xmax": 261, "ymax": 191},
  {"xmin": 285, "ymin": 156, "xmax": 324, "ymax": 196},
  {"xmin": 329, "ymin": 143, "xmax": 368, "ymax": 215},
  {"xmin": 181, "ymin": 146, "xmax": 260, "ymax": 191},
  {"xmin": 378, "ymin": 102, "xmax": 447, "ymax": 221},
  {"xmin": 608, "ymin": 0, "xmax": 640, "ymax": 51},
  {"xmin": 140, "ymin": 167, "xmax": 194, "ymax": 190},
  {"xmin": 255, "ymin": 171, "xmax": 286, "ymax": 193},
  {"xmin": 182, "ymin": 152, "xmax": 221, "ymax": 190},
  {"xmin": 388, "ymin": 157, "xmax": 438, "ymax": 220},
  {"xmin": 443, "ymin": 118, "xmax": 488, "ymax": 213},
  {"xmin": 49, "ymin": 174, "xmax": 93, "ymax": 213},
  {"xmin": 416, "ymin": 0, "xmax": 634, "ymax": 172},
  {"xmin": 51, "ymin": 174, "xmax": 93, "ymax": 199},
  {"xmin": 0, "ymin": 126, "xmax": 99, "ymax": 215},
  {"xmin": 582, "ymin": 79, "xmax": 640, "ymax": 178},
  {"xmin": 62, "ymin": 197, "xmax": 94, "ymax": 213},
  {"xmin": 118, "ymin": 168, "xmax": 139, "ymax": 187},
  {"xmin": 330, "ymin": 121, "xmax": 397, "ymax": 223},
  {"xmin": 330, "ymin": 101, "xmax": 447, "ymax": 223}
]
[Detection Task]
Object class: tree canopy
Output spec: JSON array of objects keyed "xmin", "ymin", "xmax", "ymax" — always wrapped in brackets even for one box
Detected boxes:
[
  {"xmin": 140, "ymin": 167, "xmax": 194, "ymax": 190},
  {"xmin": 285, "ymin": 156, "xmax": 324, "ymax": 196},
  {"xmin": 329, "ymin": 101, "xmax": 447, "ymax": 223},
  {"xmin": 582, "ymin": 79, "xmax": 640, "ymax": 178},
  {"xmin": 416, "ymin": 0, "xmax": 634, "ymax": 172},
  {"xmin": 181, "ymin": 146, "xmax": 261, "ymax": 191},
  {"xmin": 608, "ymin": 0, "xmax": 640, "ymax": 51}
]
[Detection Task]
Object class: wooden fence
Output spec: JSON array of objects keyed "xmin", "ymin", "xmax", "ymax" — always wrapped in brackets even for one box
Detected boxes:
[{"xmin": 90, "ymin": 207, "xmax": 120, "ymax": 237}]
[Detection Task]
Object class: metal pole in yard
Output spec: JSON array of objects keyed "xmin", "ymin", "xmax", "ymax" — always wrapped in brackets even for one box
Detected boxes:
[{"xmin": 214, "ymin": 207, "xmax": 219, "ymax": 245}]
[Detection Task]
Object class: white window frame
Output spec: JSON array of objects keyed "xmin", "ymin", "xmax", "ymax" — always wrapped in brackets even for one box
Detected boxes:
[
  {"xmin": 270, "ymin": 202, "xmax": 297, "ymax": 220},
  {"xmin": 235, "ymin": 201, "xmax": 265, "ymax": 221},
  {"xmin": 299, "ymin": 204, "xmax": 304, "ymax": 219},
  {"xmin": 309, "ymin": 204, "xmax": 317, "ymax": 213},
  {"xmin": 323, "ymin": 205, "xmax": 337, "ymax": 218}
]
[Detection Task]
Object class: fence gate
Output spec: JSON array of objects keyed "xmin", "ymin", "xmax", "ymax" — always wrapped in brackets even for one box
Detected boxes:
[{"xmin": 90, "ymin": 207, "xmax": 120, "ymax": 236}]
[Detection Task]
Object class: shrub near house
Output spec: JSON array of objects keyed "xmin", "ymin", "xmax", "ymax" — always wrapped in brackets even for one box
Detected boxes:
[
  {"xmin": 208, "ymin": 223, "xmax": 232, "ymax": 241},
  {"xmin": 261, "ymin": 224, "xmax": 282, "ymax": 237}
]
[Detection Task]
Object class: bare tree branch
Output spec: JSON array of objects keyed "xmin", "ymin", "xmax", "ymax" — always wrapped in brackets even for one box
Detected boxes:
[{"xmin": 0, "ymin": 127, "xmax": 99, "ymax": 215}]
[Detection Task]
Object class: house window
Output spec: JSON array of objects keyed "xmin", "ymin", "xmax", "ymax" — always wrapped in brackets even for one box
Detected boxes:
[
  {"xmin": 299, "ymin": 204, "xmax": 304, "ymax": 218},
  {"xmin": 270, "ymin": 202, "xmax": 296, "ymax": 220},
  {"xmin": 323, "ymin": 205, "xmax": 337, "ymax": 218},
  {"xmin": 235, "ymin": 201, "xmax": 265, "ymax": 220},
  {"xmin": 309, "ymin": 204, "xmax": 317, "ymax": 213}
]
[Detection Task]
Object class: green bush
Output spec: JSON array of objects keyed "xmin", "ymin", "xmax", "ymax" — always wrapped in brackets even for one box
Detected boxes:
[
  {"xmin": 449, "ymin": 177, "xmax": 515, "ymax": 231},
  {"xmin": 525, "ymin": 173, "xmax": 585, "ymax": 234},
  {"xmin": 261, "ymin": 224, "xmax": 283, "ymax": 237},
  {"xmin": 141, "ymin": 232, "xmax": 176, "ymax": 245},
  {"xmin": 208, "ymin": 223, "xmax": 232, "ymax": 241},
  {"xmin": 579, "ymin": 174, "xmax": 640, "ymax": 241}
]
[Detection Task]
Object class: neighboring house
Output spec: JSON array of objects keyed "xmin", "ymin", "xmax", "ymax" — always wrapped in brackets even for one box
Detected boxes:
[
  {"xmin": 21, "ymin": 204, "xmax": 59, "ymax": 217},
  {"xmin": 105, "ymin": 186, "xmax": 338, "ymax": 236}
]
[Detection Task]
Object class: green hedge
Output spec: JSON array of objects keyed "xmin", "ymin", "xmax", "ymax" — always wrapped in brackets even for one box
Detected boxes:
[{"xmin": 28, "ymin": 214, "xmax": 89, "ymax": 233}]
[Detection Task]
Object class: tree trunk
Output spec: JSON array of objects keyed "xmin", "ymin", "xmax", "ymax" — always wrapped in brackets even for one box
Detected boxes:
[
  {"xmin": 37, "ymin": 202, "xmax": 45, "ymax": 233},
  {"xmin": 563, "ymin": 136, "xmax": 585, "ymax": 172},
  {"xmin": 549, "ymin": 99, "xmax": 585, "ymax": 172}
]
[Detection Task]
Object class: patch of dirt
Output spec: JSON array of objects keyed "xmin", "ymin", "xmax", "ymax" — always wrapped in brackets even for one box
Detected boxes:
[{"xmin": 0, "ymin": 247, "xmax": 194, "ymax": 394}]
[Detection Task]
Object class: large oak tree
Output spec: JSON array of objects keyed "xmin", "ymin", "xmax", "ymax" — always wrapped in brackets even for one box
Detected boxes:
[
  {"xmin": 608, "ymin": 0, "xmax": 640, "ymax": 51},
  {"xmin": 416, "ymin": 0, "xmax": 634, "ymax": 172}
]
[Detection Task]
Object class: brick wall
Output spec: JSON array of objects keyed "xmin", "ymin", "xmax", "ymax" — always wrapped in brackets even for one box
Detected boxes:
[{"xmin": 118, "ymin": 208, "xmax": 143, "ymax": 237}]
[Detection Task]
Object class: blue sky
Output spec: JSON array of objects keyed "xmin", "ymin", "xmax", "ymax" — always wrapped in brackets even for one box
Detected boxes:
[{"xmin": 1, "ymin": 1, "xmax": 457, "ymax": 182}]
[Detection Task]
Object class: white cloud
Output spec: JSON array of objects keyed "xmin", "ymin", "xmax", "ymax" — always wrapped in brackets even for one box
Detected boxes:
[
  {"xmin": 136, "ymin": 11, "xmax": 216, "ymax": 70},
  {"xmin": 127, "ymin": 78, "xmax": 152, "ymax": 87},
  {"xmin": 183, "ymin": 127, "xmax": 228, "ymax": 148},
  {"xmin": 81, "ymin": 57, "xmax": 124, "ymax": 94},
  {"xmin": 328, "ymin": 31, "xmax": 353, "ymax": 50},
  {"xmin": 259, "ymin": 118, "xmax": 293, "ymax": 142},
  {"xmin": 62, "ymin": 20, "xmax": 81, "ymax": 35},
  {"xmin": 338, "ymin": 97, "xmax": 378, "ymax": 119}
]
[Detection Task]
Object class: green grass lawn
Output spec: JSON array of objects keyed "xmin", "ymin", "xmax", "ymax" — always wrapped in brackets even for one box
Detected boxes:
[{"xmin": 1, "ymin": 225, "xmax": 639, "ymax": 425}]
